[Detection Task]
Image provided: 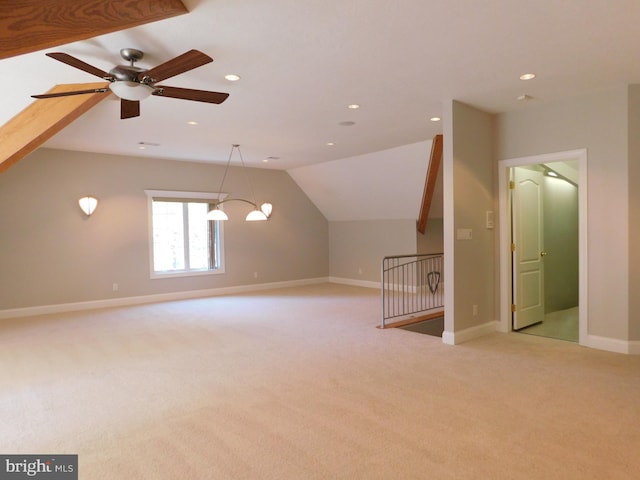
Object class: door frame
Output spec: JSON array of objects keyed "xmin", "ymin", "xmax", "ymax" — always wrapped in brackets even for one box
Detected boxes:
[{"xmin": 498, "ymin": 149, "xmax": 588, "ymax": 344}]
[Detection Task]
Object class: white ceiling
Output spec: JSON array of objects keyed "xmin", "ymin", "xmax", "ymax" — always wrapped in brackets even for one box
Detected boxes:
[
  {"xmin": 289, "ymin": 140, "xmax": 438, "ymax": 221},
  {"xmin": 2, "ymin": 0, "xmax": 640, "ymax": 170}
]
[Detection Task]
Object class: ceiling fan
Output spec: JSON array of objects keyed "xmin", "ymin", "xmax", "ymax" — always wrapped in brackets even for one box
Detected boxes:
[{"xmin": 31, "ymin": 48, "xmax": 229, "ymax": 119}]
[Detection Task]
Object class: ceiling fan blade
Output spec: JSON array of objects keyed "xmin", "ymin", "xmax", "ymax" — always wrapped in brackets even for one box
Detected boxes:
[
  {"xmin": 46, "ymin": 52, "xmax": 114, "ymax": 80},
  {"xmin": 121, "ymin": 99, "xmax": 140, "ymax": 119},
  {"xmin": 139, "ymin": 50, "xmax": 213, "ymax": 83},
  {"xmin": 153, "ymin": 86, "xmax": 229, "ymax": 104},
  {"xmin": 32, "ymin": 88, "xmax": 109, "ymax": 99}
]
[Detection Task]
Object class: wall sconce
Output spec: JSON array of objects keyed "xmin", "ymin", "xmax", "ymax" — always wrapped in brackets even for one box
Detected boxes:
[
  {"xmin": 260, "ymin": 202, "xmax": 273, "ymax": 218},
  {"xmin": 78, "ymin": 196, "xmax": 98, "ymax": 216}
]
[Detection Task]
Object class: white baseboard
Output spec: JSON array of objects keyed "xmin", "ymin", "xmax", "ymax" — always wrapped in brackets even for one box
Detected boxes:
[
  {"xmin": 442, "ymin": 320, "xmax": 498, "ymax": 345},
  {"xmin": 328, "ymin": 277, "xmax": 380, "ymax": 289},
  {"xmin": 0, "ymin": 277, "xmax": 330, "ymax": 320},
  {"xmin": 584, "ymin": 335, "xmax": 640, "ymax": 355}
]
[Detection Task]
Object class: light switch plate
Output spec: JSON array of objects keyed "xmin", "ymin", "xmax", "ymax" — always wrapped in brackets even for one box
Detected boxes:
[
  {"xmin": 456, "ymin": 228, "xmax": 472, "ymax": 240},
  {"xmin": 486, "ymin": 211, "xmax": 494, "ymax": 229}
]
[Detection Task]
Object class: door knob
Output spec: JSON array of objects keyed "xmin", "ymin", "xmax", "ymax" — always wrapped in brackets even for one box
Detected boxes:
[{"xmin": 540, "ymin": 251, "xmax": 547, "ymax": 257}]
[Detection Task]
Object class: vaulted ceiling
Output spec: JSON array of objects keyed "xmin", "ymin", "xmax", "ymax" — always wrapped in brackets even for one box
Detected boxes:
[{"xmin": 2, "ymin": 0, "xmax": 640, "ymax": 171}]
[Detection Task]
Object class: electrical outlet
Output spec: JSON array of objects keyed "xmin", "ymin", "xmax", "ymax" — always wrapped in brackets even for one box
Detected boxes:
[
  {"xmin": 253, "ymin": 272, "xmax": 258, "ymax": 279},
  {"xmin": 473, "ymin": 304, "xmax": 478, "ymax": 316},
  {"xmin": 112, "ymin": 283, "xmax": 119, "ymax": 292}
]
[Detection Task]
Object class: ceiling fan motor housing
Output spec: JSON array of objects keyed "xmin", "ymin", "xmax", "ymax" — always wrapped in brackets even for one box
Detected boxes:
[
  {"xmin": 109, "ymin": 48, "xmax": 151, "ymax": 84},
  {"xmin": 109, "ymin": 64, "xmax": 147, "ymax": 83}
]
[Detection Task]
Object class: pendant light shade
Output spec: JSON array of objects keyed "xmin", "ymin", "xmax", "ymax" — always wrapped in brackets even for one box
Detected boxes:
[
  {"xmin": 245, "ymin": 209, "xmax": 268, "ymax": 221},
  {"xmin": 206, "ymin": 208, "xmax": 229, "ymax": 221}
]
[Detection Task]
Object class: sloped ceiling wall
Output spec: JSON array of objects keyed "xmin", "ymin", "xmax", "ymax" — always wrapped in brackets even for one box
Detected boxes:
[{"xmin": 288, "ymin": 140, "xmax": 441, "ymax": 222}]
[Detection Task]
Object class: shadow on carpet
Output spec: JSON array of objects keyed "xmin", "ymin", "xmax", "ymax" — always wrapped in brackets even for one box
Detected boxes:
[{"xmin": 399, "ymin": 317, "xmax": 444, "ymax": 337}]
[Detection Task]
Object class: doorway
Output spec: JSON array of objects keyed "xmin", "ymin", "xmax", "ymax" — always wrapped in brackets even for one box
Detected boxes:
[{"xmin": 498, "ymin": 150, "xmax": 587, "ymax": 345}]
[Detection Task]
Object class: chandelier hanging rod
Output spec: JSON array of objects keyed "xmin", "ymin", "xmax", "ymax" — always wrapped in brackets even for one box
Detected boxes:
[{"xmin": 214, "ymin": 198, "xmax": 259, "ymax": 209}]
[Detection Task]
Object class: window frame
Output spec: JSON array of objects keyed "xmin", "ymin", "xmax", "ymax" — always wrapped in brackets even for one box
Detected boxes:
[{"xmin": 145, "ymin": 190, "xmax": 226, "ymax": 279}]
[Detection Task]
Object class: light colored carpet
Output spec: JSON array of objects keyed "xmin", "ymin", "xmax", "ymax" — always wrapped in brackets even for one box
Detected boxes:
[{"xmin": 1, "ymin": 283, "xmax": 639, "ymax": 479}]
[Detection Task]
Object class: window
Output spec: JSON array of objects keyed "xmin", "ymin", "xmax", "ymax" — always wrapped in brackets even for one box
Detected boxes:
[{"xmin": 145, "ymin": 191, "xmax": 224, "ymax": 277}]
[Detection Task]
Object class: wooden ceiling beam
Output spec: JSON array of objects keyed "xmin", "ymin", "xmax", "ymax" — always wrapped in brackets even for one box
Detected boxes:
[
  {"xmin": 0, "ymin": 0, "xmax": 188, "ymax": 59},
  {"xmin": 0, "ymin": 83, "xmax": 110, "ymax": 174},
  {"xmin": 417, "ymin": 134, "xmax": 443, "ymax": 234}
]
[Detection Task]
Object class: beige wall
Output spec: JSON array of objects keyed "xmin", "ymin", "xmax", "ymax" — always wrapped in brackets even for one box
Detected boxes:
[
  {"xmin": 629, "ymin": 85, "xmax": 640, "ymax": 341},
  {"xmin": 0, "ymin": 148, "xmax": 328, "ymax": 311},
  {"xmin": 417, "ymin": 218, "xmax": 444, "ymax": 254},
  {"xmin": 496, "ymin": 86, "xmax": 630, "ymax": 340},
  {"xmin": 444, "ymin": 101, "xmax": 496, "ymax": 334},
  {"xmin": 329, "ymin": 219, "xmax": 416, "ymax": 282}
]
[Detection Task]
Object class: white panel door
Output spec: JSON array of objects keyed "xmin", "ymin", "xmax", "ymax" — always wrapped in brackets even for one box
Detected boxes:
[{"xmin": 512, "ymin": 167, "xmax": 545, "ymax": 330}]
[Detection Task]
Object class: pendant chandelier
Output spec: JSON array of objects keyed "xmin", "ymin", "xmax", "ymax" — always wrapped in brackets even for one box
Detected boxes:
[{"xmin": 206, "ymin": 144, "xmax": 273, "ymax": 222}]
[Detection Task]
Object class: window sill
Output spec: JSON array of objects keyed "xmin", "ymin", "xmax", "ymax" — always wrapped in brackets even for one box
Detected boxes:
[{"xmin": 151, "ymin": 269, "xmax": 225, "ymax": 280}]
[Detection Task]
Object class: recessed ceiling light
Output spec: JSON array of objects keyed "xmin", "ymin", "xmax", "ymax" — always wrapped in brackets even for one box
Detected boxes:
[
  {"xmin": 430, "ymin": 116, "xmax": 441, "ymax": 122},
  {"xmin": 263, "ymin": 156, "xmax": 280, "ymax": 163},
  {"xmin": 519, "ymin": 73, "xmax": 536, "ymax": 80},
  {"xmin": 187, "ymin": 120, "xmax": 198, "ymax": 125},
  {"xmin": 225, "ymin": 74, "xmax": 241, "ymax": 82},
  {"xmin": 348, "ymin": 104, "xmax": 360, "ymax": 109},
  {"xmin": 339, "ymin": 121, "xmax": 356, "ymax": 126},
  {"xmin": 326, "ymin": 142, "xmax": 335, "ymax": 146},
  {"xmin": 516, "ymin": 94, "xmax": 533, "ymax": 101}
]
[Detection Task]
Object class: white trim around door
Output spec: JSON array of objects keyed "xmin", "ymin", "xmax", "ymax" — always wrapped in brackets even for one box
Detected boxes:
[{"xmin": 498, "ymin": 149, "xmax": 588, "ymax": 346}]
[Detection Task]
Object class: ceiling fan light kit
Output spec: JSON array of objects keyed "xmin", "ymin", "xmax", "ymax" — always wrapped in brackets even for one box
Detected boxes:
[
  {"xmin": 31, "ymin": 48, "xmax": 229, "ymax": 119},
  {"xmin": 109, "ymin": 81, "xmax": 154, "ymax": 101}
]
